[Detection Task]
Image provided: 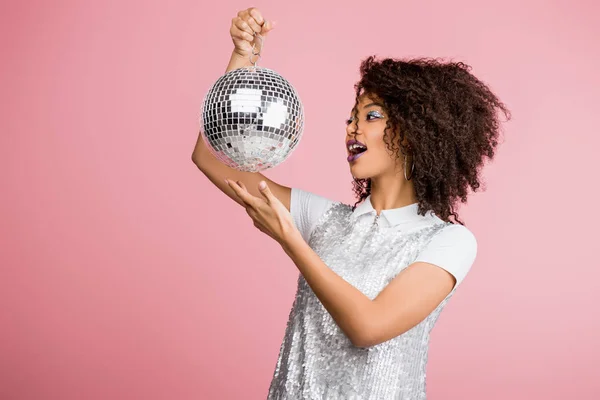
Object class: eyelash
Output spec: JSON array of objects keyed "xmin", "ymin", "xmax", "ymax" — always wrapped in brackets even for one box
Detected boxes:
[{"xmin": 345, "ymin": 111, "xmax": 383, "ymax": 125}]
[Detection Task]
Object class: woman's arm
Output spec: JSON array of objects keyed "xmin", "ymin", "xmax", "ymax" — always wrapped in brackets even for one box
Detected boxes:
[
  {"xmin": 281, "ymin": 233, "xmax": 455, "ymax": 348},
  {"xmin": 192, "ymin": 132, "xmax": 291, "ymax": 211},
  {"xmin": 225, "ymin": 178, "xmax": 457, "ymax": 349},
  {"xmin": 192, "ymin": 8, "xmax": 291, "ymax": 210}
]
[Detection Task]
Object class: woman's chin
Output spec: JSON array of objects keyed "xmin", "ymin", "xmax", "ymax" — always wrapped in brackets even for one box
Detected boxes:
[{"xmin": 349, "ymin": 167, "xmax": 370, "ymax": 180}]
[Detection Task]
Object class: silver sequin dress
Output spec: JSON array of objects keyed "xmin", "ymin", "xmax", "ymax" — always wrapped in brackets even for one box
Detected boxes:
[{"xmin": 267, "ymin": 188, "xmax": 477, "ymax": 400}]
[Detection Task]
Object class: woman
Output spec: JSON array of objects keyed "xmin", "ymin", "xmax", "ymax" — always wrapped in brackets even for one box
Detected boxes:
[{"xmin": 192, "ymin": 7, "xmax": 509, "ymax": 399}]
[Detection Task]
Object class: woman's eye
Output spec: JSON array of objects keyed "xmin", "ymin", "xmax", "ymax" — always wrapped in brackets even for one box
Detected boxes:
[
  {"xmin": 346, "ymin": 112, "xmax": 383, "ymax": 125},
  {"xmin": 366, "ymin": 111, "xmax": 383, "ymax": 120}
]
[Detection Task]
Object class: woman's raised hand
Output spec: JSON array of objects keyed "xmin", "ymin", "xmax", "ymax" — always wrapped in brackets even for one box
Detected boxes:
[{"xmin": 230, "ymin": 7, "xmax": 276, "ymax": 59}]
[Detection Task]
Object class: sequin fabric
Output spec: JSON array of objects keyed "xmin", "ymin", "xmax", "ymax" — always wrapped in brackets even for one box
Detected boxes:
[{"xmin": 267, "ymin": 202, "xmax": 455, "ymax": 400}]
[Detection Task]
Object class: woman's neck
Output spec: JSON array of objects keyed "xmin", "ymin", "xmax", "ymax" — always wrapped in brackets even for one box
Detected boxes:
[{"xmin": 369, "ymin": 175, "xmax": 417, "ymax": 214}]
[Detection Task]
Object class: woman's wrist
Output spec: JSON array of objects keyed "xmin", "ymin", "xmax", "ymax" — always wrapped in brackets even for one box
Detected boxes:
[
  {"xmin": 280, "ymin": 228, "xmax": 305, "ymax": 255},
  {"xmin": 225, "ymin": 50, "xmax": 253, "ymax": 73}
]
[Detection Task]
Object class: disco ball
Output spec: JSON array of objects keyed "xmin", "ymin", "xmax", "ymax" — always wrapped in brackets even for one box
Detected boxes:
[{"xmin": 199, "ymin": 65, "xmax": 304, "ymax": 172}]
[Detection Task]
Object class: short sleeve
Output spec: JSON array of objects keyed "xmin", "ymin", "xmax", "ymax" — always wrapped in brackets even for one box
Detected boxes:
[
  {"xmin": 413, "ymin": 224, "xmax": 478, "ymax": 289},
  {"xmin": 290, "ymin": 187, "xmax": 336, "ymax": 243}
]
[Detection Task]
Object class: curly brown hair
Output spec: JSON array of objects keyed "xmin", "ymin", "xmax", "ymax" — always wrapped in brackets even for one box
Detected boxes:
[{"xmin": 350, "ymin": 56, "xmax": 510, "ymax": 225}]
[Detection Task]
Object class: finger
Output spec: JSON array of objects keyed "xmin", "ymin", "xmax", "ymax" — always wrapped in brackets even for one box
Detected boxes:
[
  {"xmin": 261, "ymin": 20, "xmax": 276, "ymax": 34},
  {"xmin": 226, "ymin": 179, "xmax": 256, "ymax": 207},
  {"xmin": 244, "ymin": 15, "xmax": 263, "ymax": 34},
  {"xmin": 237, "ymin": 181, "xmax": 261, "ymax": 208},
  {"xmin": 248, "ymin": 8, "xmax": 264, "ymax": 26},
  {"xmin": 233, "ymin": 17, "xmax": 255, "ymax": 38},
  {"xmin": 231, "ymin": 23, "xmax": 254, "ymax": 42},
  {"xmin": 225, "ymin": 179, "xmax": 250, "ymax": 204},
  {"xmin": 246, "ymin": 8, "xmax": 275, "ymax": 35},
  {"xmin": 237, "ymin": 180, "xmax": 249, "ymax": 193},
  {"xmin": 258, "ymin": 180, "xmax": 276, "ymax": 204}
]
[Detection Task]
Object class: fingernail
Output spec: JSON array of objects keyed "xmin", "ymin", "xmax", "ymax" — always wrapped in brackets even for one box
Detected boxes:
[
  {"xmin": 224, "ymin": 179, "xmax": 229, "ymax": 185},
  {"xmin": 259, "ymin": 181, "xmax": 266, "ymax": 190}
]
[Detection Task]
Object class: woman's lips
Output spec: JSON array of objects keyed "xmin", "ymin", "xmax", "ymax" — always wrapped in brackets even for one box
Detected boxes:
[
  {"xmin": 346, "ymin": 139, "xmax": 367, "ymax": 162},
  {"xmin": 347, "ymin": 151, "xmax": 367, "ymax": 162}
]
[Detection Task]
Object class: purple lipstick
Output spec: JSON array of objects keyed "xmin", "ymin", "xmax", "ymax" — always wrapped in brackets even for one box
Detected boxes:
[{"xmin": 347, "ymin": 139, "xmax": 368, "ymax": 162}]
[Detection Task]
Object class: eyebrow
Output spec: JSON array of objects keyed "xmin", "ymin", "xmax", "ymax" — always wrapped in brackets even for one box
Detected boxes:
[
  {"xmin": 353, "ymin": 102, "xmax": 384, "ymax": 110},
  {"xmin": 363, "ymin": 102, "xmax": 384, "ymax": 109},
  {"xmin": 350, "ymin": 102, "xmax": 385, "ymax": 115}
]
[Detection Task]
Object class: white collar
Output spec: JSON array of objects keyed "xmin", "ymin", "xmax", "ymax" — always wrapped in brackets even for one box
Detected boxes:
[{"xmin": 350, "ymin": 195, "xmax": 436, "ymax": 227}]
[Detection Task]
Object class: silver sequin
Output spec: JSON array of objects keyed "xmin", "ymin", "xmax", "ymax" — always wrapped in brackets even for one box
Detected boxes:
[{"xmin": 268, "ymin": 202, "xmax": 456, "ymax": 399}]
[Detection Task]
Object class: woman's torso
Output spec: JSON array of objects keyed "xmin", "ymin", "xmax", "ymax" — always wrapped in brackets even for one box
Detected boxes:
[{"xmin": 268, "ymin": 201, "xmax": 456, "ymax": 400}]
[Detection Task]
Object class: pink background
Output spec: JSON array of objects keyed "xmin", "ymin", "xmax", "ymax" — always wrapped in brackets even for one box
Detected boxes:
[{"xmin": 2, "ymin": 0, "xmax": 599, "ymax": 399}]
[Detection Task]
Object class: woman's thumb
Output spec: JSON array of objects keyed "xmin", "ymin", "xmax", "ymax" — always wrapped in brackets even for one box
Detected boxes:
[
  {"xmin": 262, "ymin": 20, "xmax": 276, "ymax": 34},
  {"xmin": 259, "ymin": 181, "xmax": 274, "ymax": 201}
]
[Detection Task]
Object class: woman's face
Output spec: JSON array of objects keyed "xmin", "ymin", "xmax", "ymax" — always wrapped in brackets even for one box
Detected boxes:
[{"xmin": 345, "ymin": 94, "xmax": 399, "ymax": 180}]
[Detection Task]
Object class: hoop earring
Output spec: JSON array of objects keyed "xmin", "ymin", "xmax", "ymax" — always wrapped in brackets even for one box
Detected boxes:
[{"xmin": 404, "ymin": 155, "xmax": 414, "ymax": 181}]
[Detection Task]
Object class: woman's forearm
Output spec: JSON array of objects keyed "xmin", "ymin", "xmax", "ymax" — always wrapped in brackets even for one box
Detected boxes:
[{"xmin": 281, "ymin": 232, "xmax": 374, "ymax": 347}]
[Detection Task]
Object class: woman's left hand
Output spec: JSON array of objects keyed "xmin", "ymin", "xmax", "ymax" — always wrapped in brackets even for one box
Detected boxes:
[{"xmin": 225, "ymin": 179, "xmax": 299, "ymax": 246}]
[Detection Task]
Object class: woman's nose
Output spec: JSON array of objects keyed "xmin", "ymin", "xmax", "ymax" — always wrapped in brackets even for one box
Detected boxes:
[
  {"xmin": 346, "ymin": 128, "xmax": 357, "ymax": 140},
  {"xmin": 346, "ymin": 121, "xmax": 359, "ymax": 136}
]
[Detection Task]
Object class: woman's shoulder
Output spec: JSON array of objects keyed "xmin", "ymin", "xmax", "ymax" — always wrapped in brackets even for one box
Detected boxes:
[
  {"xmin": 433, "ymin": 221, "xmax": 477, "ymax": 245},
  {"xmin": 414, "ymin": 222, "xmax": 478, "ymax": 288}
]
